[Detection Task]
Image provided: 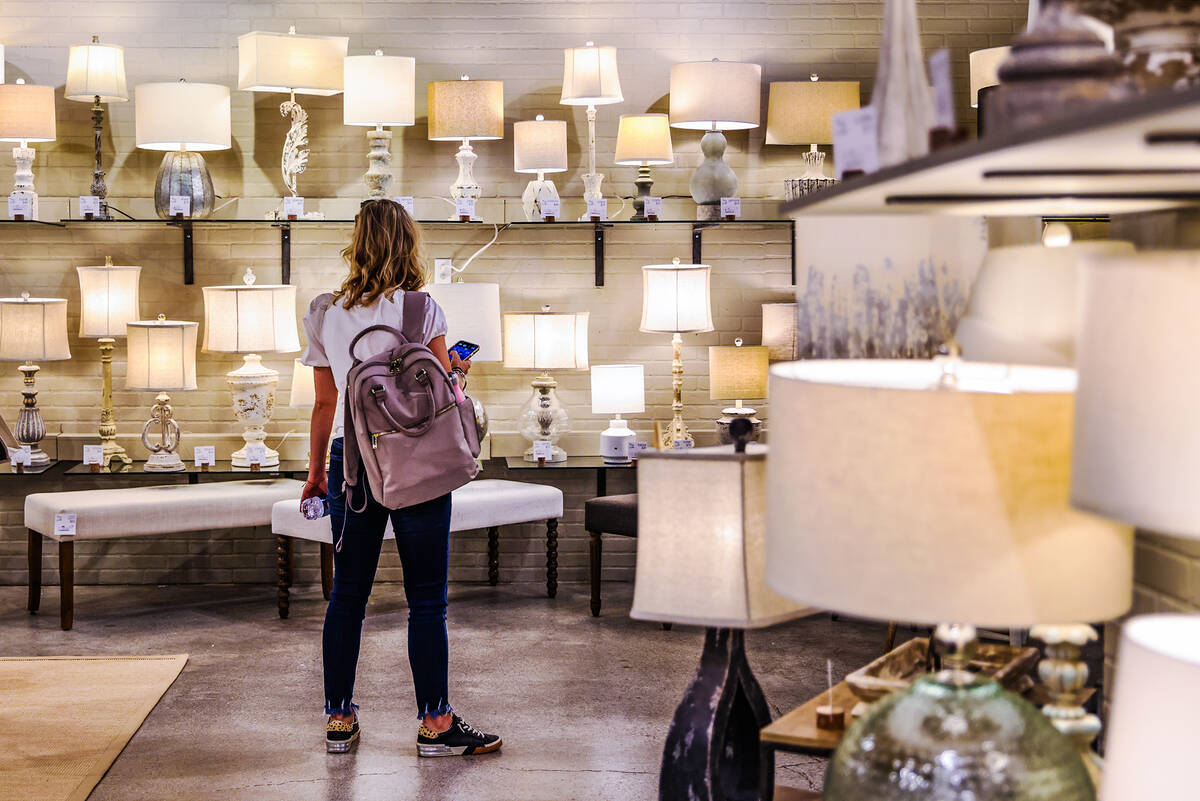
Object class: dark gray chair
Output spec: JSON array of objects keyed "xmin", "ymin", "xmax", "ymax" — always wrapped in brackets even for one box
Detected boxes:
[{"xmin": 585, "ymin": 493, "xmax": 669, "ymax": 629}]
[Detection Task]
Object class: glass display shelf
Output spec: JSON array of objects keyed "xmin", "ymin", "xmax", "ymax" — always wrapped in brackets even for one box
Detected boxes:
[
  {"xmin": 1, "ymin": 460, "xmax": 66, "ymax": 476},
  {"xmin": 64, "ymin": 460, "xmax": 311, "ymax": 484},
  {"xmin": 502, "ymin": 455, "xmax": 633, "ymax": 497}
]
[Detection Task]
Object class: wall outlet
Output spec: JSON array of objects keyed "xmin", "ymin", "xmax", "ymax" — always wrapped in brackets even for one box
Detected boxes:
[{"xmin": 434, "ymin": 258, "xmax": 454, "ymax": 284}]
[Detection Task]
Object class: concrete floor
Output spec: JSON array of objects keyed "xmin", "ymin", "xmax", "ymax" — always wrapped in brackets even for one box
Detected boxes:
[{"xmin": 0, "ymin": 582, "xmax": 892, "ymax": 801}]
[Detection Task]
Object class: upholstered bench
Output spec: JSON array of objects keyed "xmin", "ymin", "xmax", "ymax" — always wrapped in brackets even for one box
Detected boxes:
[
  {"xmin": 271, "ymin": 479, "xmax": 564, "ymax": 618},
  {"xmin": 25, "ymin": 479, "xmax": 304, "ymax": 630}
]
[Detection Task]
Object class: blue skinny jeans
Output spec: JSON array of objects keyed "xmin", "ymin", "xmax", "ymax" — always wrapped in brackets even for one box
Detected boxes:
[{"xmin": 323, "ymin": 437, "xmax": 453, "ymax": 720}]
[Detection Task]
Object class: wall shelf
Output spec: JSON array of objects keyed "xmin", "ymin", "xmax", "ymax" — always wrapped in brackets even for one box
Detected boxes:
[{"xmin": 782, "ymin": 85, "xmax": 1200, "ymax": 218}]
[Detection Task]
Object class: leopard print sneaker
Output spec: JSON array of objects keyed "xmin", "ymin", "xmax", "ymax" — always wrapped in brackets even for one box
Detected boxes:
[{"xmin": 326, "ymin": 709, "xmax": 360, "ymax": 754}]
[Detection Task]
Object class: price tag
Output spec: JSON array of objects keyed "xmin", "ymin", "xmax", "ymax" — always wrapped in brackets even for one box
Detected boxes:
[
  {"xmin": 455, "ymin": 197, "xmax": 476, "ymax": 219},
  {"xmin": 720, "ymin": 197, "xmax": 741, "ymax": 219},
  {"xmin": 831, "ymin": 106, "xmax": 880, "ymax": 180},
  {"xmin": 282, "ymin": 196, "xmax": 305, "ymax": 219},
  {"xmin": 671, "ymin": 439, "xmax": 694, "ymax": 450},
  {"xmin": 193, "ymin": 445, "xmax": 216, "ymax": 467},
  {"xmin": 539, "ymin": 198, "xmax": 560, "ymax": 219},
  {"xmin": 532, "ymin": 440, "xmax": 553, "ymax": 460},
  {"xmin": 78, "ymin": 195, "xmax": 101, "ymax": 217},
  {"xmin": 11, "ymin": 446, "xmax": 32, "ymax": 466},
  {"xmin": 168, "ymin": 195, "xmax": 191, "ymax": 217},
  {"xmin": 393, "ymin": 196, "xmax": 415, "ymax": 216},
  {"xmin": 245, "ymin": 442, "xmax": 267, "ymax": 464},
  {"xmin": 628, "ymin": 441, "xmax": 649, "ymax": 460},
  {"xmin": 54, "ymin": 513, "xmax": 77, "ymax": 538},
  {"xmin": 8, "ymin": 195, "xmax": 32, "ymax": 220},
  {"xmin": 929, "ymin": 49, "xmax": 956, "ymax": 130},
  {"xmin": 642, "ymin": 196, "xmax": 662, "ymax": 218},
  {"xmin": 586, "ymin": 198, "xmax": 607, "ymax": 221},
  {"xmin": 82, "ymin": 445, "xmax": 104, "ymax": 465}
]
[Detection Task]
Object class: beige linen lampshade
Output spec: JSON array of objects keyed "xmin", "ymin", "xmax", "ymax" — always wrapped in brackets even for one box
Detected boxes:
[
  {"xmin": 669, "ymin": 60, "xmax": 761, "ymax": 131},
  {"xmin": 560, "ymin": 44, "xmax": 623, "ymax": 105},
  {"xmin": 0, "ymin": 297, "xmax": 70, "ymax": 361},
  {"xmin": 970, "ymin": 46, "xmax": 1010, "ymax": 107},
  {"xmin": 513, "ymin": 117, "xmax": 567, "ymax": 173},
  {"xmin": 238, "ymin": 29, "xmax": 348, "ymax": 95},
  {"xmin": 761, "ymin": 303, "xmax": 799, "ymax": 362},
  {"xmin": 65, "ymin": 39, "xmax": 128, "ymax": 102},
  {"xmin": 125, "ymin": 318, "xmax": 197, "ymax": 391},
  {"xmin": 766, "ymin": 359, "xmax": 1133, "ymax": 627},
  {"xmin": 640, "ymin": 261, "xmax": 714, "ymax": 334},
  {"xmin": 423, "ymin": 282, "xmax": 503, "ymax": 362},
  {"xmin": 77, "ymin": 264, "xmax": 141, "ymax": 339},
  {"xmin": 343, "ymin": 52, "xmax": 415, "ymax": 126},
  {"xmin": 289, "ymin": 359, "xmax": 315, "ymax": 408},
  {"xmin": 632, "ymin": 444, "xmax": 807, "ymax": 627},
  {"xmin": 614, "ymin": 114, "xmax": 673, "ymax": 165},
  {"xmin": 427, "ymin": 78, "xmax": 504, "ymax": 141},
  {"xmin": 765, "ymin": 79, "xmax": 860, "ymax": 145},
  {"xmin": 1072, "ymin": 251, "xmax": 1200, "ymax": 537},
  {"xmin": 0, "ymin": 82, "xmax": 56, "ymax": 142},
  {"xmin": 1101, "ymin": 614, "xmax": 1200, "ymax": 801},
  {"xmin": 134, "ymin": 82, "xmax": 231, "ymax": 151},
  {"xmin": 502, "ymin": 311, "xmax": 588, "ymax": 370},
  {"xmin": 201, "ymin": 275, "xmax": 300, "ymax": 354},
  {"xmin": 709, "ymin": 344, "xmax": 768, "ymax": 401},
  {"xmin": 591, "ymin": 364, "xmax": 645, "ymax": 415}
]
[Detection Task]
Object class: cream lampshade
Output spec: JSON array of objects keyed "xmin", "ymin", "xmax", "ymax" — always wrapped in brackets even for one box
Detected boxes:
[
  {"xmin": 1102, "ymin": 614, "xmax": 1200, "ymax": 801},
  {"xmin": 708, "ymin": 341, "xmax": 768, "ymax": 443},
  {"xmin": 591, "ymin": 364, "xmax": 644, "ymax": 464},
  {"xmin": 503, "ymin": 308, "xmax": 588, "ymax": 463},
  {"xmin": 428, "ymin": 76, "xmax": 504, "ymax": 212},
  {"xmin": 513, "ymin": 115, "xmax": 567, "ymax": 221},
  {"xmin": 289, "ymin": 359, "xmax": 315, "ymax": 408},
  {"xmin": 1072, "ymin": 251, "xmax": 1200, "ymax": 538},
  {"xmin": 423, "ymin": 282, "xmax": 503, "ymax": 362},
  {"xmin": 0, "ymin": 80, "xmax": 56, "ymax": 221},
  {"xmin": 970, "ymin": 46, "xmax": 1010, "ymax": 108},
  {"xmin": 614, "ymin": 114, "xmax": 673, "ymax": 221},
  {"xmin": 766, "ymin": 76, "xmax": 860, "ymax": 198},
  {"xmin": 761, "ymin": 303, "xmax": 799, "ymax": 362},
  {"xmin": 560, "ymin": 42, "xmax": 622, "ymax": 212},
  {"xmin": 343, "ymin": 50, "xmax": 415, "ymax": 199},
  {"xmin": 202, "ymin": 269, "xmax": 300, "ymax": 468},
  {"xmin": 126, "ymin": 316, "xmax": 197, "ymax": 472},
  {"xmin": 66, "ymin": 37, "xmax": 128, "ymax": 221}
]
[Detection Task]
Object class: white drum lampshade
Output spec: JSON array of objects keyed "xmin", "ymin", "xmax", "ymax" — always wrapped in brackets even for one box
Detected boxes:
[
  {"xmin": 640, "ymin": 261, "xmax": 714, "ymax": 334},
  {"xmin": 289, "ymin": 359, "xmax": 315, "ymax": 408},
  {"xmin": 427, "ymin": 78, "xmax": 504, "ymax": 141},
  {"xmin": 761, "ymin": 303, "xmax": 799, "ymax": 362},
  {"xmin": 238, "ymin": 30, "xmax": 348, "ymax": 95},
  {"xmin": 591, "ymin": 364, "xmax": 645, "ymax": 415},
  {"xmin": 502, "ymin": 311, "xmax": 589, "ymax": 370},
  {"xmin": 614, "ymin": 114, "xmax": 674, "ymax": 165},
  {"xmin": 765, "ymin": 79, "xmax": 860, "ymax": 145},
  {"xmin": 343, "ymin": 52, "xmax": 415, "ymax": 126},
  {"xmin": 77, "ymin": 264, "xmax": 141, "ymax": 339},
  {"xmin": 513, "ymin": 117, "xmax": 567, "ymax": 173},
  {"xmin": 560, "ymin": 44, "xmax": 623, "ymax": 105},
  {"xmin": 125, "ymin": 318, "xmax": 198, "ymax": 391},
  {"xmin": 668, "ymin": 60, "xmax": 761, "ymax": 131},
  {"xmin": 423, "ymin": 282, "xmax": 503, "ymax": 362},
  {"xmin": 201, "ymin": 277, "xmax": 300, "ymax": 355},
  {"xmin": 134, "ymin": 82, "xmax": 231, "ymax": 151},
  {"xmin": 1072, "ymin": 252, "xmax": 1200, "ymax": 538},
  {"xmin": 970, "ymin": 46, "xmax": 1010, "ymax": 108},
  {"xmin": 0, "ymin": 297, "xmax": 70, "ymax": 361},
  {"xmin": 65, "ymin": 39, "xmax": 128, "ymax": 102},
  {"xmin": 0, "ymin": 82, "xmax": 56, "ymax": 142}
]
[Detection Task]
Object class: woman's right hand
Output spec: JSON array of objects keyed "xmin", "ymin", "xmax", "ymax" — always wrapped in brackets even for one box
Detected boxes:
[{"xmin": 302, "ymin": 472, "xmax": 328, "ymax": 503}]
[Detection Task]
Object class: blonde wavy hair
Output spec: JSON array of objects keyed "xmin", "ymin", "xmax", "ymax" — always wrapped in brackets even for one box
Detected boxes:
[{"xmin": 334, "ymin": 199, "xmax": 428, "ymax": 309}]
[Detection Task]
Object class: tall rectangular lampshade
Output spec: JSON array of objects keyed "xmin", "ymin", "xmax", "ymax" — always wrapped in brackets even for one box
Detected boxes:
[
  {"xmin": 343, "ymin": 53, "xmax": 415, "ymax": 126},
  {"xmin": 709, "ymin": 345, "xmax": 768, "ymax": 401},
  {"xmin": 134, "ymin": 82, "xmax": 230, "ymax": 151},
  {"xmin": 427, "ymin": 79, "xmax": 504, "ymax": 141},
  {"xmin": 77, "ymin": 264, "xmax": 141, "ymax": 338},
  {"xmin": 970, "ymin": 46, "xmax": 1010, "ymax": 107},
  {"xmin": 761, "ymin": 303, "xmax": 799, "ymax": 362},
  {"xmin": 0, "ymin": 297, "xmax": 70, "ymax": 361},
  {"xmin": 201, "ymin": 281, "xmax": 300, "ymax": 354},
  {"xmin": 0, "ymin": 83, "xmax": 56, "ymax": 142},
  {"xmin": 614, "ymin": 114, "xmax": 673, "ymax": 165},
  {"xmin": 591, "ymin": 364, "xmax": 645, "ymax": 415},
  {"xmin": 423, "ymin": 282, "xmax": 503, "ymax": 362},
  {"xmin": 560, "ymin": 44, "xmax": 623, "ymax": 105},
  {"xmin": 632, "ymin": 445, "xmax": 807, "ymax": 627},
  {"xmin": 766, "ymin": 359, "xmax": 1133, "ymax": 627},
  {"xmin": 765, "ymin": 80, "xmax": 860, "ymax": 145},
  {"xmin": 640, "ymin": 262, "xmax": 714, "ymax": 334},
  {"xmin": 125, "ymin": 318, "xmax": 197, "ymax": 391},
  {"xmin": 65, "ymin": 40, "xmax": 128, "ymax": 102},
  {"xmin": 502, "ymin": 311, "xmax": 588, "ymax": 370},
  {"xmin": 669, "ymin": 60, "xmax": 761, "ymax": 131},
  {"xmin": 513, "ymin": 117, "xmax": 567, "ymax": 173},
  {"xmin": 238, "ymin": 30, "xmax": 348, "ymax": 95},
  {"xmin": 1072, "ymin": 251, "xmax": 1200, "ymax": 537},
  {"xmin": 289, "ymin": 358, "xmax": 315, "ymax": 408}
]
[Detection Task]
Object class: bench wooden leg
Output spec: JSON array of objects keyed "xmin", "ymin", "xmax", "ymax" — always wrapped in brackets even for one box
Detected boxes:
[
  {"xmin": 589, "ymin": 530, "xmax": 601, "ymax": 617},
  {"xmin": 545, "ymin": 518, "xmax": 558, "ymax": 599},
  {"xmin": 320, "ymin": 542, "xmax": 333, "ymax": 601},
  {"xmin": 487, "ymin": 526, "xmax": 499, "ymax": 586},
  {"xmin": 28, "ymin": 530, "xmax": 41, "ymax": 614},
  {"xmin": 59, "ymin": 541, "xmax": 73, "ymax": 631},
  {"xmin": 276, "ymin": 535, "xmax": 291, "ymax": 620}
]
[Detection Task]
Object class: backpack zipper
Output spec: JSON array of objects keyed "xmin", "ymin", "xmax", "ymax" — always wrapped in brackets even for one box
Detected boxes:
[{"xmin": 370, "ymin": 402, "xmax": 459, "ymax": 449}]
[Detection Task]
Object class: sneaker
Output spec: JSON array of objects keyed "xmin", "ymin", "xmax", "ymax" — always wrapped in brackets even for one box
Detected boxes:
[
  {"xmin": 326, "ymin": 710, "xmax": 360, "ymax": 754},
  {"xmin": 417, "ymin": 713, "xmax": 502, "ymax": 757}
]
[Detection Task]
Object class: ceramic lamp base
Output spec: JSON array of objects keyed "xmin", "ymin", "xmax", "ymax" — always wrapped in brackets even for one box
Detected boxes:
[
  {"xmin": 716, "ymin": 407, "xmax": 762, "ymax": 445},
  {"xmin": 690, "ymin": 130, "xmax": 737, "ymax": 220},
  {"xmin": 227, "ymin": 355, "xmax": 281, "ymax": 469},
  {"xmin": 521, "ymin": 174, "xmax": 560, "ymax": 221},
  {"xmin": 600, "ymin": 417, "xmax": 635, "ymax": 464}
]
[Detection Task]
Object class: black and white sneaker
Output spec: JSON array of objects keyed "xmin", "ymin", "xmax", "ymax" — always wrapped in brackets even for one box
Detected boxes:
[{"xmin": 417, "ymin": 713, "xmax": 502, "ymax": 757}]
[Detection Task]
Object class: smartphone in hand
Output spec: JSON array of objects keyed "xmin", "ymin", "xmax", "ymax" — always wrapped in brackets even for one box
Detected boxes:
[{"xmin": 449, "ymin": 340, "xmax": 480, "ymax": 361}]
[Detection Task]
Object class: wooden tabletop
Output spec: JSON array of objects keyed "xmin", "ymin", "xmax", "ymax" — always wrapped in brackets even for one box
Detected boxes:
[{"xmin": 761, "ymin": 681, "xmax": 860, "ymax": 751}]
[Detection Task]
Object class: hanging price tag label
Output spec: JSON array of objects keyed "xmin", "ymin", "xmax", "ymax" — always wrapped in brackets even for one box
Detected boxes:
[
  {"xmin": 539, "ymin": 198, "xmax": 560, "ymax": 219},
  {"xmin": 54, "ymin": 513, "xmax": 77, "ymax": 538},
  {"xmin": 642, "ymin": 197, "xmax": 662, "ymax": 219},
  {"xmin": 282, "ymin": 196, "xmax": 305, "ymax": 219},
  {"xmin": 8, "ymin": 195, "xmax": 32, "ymax": 220},
  {"xmin": 720, "ymin": 197, "xmax": 741, "ymax": 219},
  {"xmin": 587, "ymin": 198, "xmax": 607, "ymax": 221},
  {"xmin": 671, "ymin": 439, "xmax": 694, "ymax": 450},
  {"xmin": 11, "ymin": 446, "xmax": 32, "ymax": 466},
  {"xmin": 245, "ymin": 442, "xmax": 267, "ymax": 465},
  {"xmin": 929, "ymin": 49, "xmax": 956, "ymax": 130},
  {"xmin": 628, "ymin": 441, "xmax": 649, "ymax": 460},
  {"xmin": 193, "ymin": 445, "xmax": 216, "ymax": 467},
  {"xmin": 168, "ymin": 195, "xmax": 191, "ymax": 217},
  {"xmin": 831, "ymin": 106, "xmax": 880, "ymax": 179},
  {"xmin": 78, "ymin": 196, "xmax": 101, "ymax": 217},
  {"xmin": 532, "ymin": 440, "xmax": 553, "ymax": 460},
  {"xmin": 82, "ymin": 445, "xmax": 104, "ymax": 465},
  {"xmin": 455, "ymin": 197, "xmax": 475, "ymax": 219},
  {"xmin": 394, "ymin": 196, "xmax": 415, "ymax": 216}
]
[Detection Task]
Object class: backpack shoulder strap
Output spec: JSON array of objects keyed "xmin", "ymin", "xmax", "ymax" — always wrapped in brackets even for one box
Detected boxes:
[{"xmin": 400, "ymin": 290, "xmax": 429, "ymax": 345}]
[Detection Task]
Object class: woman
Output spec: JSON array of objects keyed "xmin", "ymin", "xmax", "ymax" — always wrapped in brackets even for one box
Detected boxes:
[{"xmin": 299, "ymin": 199, "xmax": 501, "ymax": 757}]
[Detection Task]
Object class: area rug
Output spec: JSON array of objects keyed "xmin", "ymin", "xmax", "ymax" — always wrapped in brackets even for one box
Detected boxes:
[{"xmin": 0, "ymin": 654, "xmax": 188, "ymax": 801}]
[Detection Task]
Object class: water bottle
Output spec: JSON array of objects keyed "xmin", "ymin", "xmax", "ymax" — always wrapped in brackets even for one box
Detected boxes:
[{"xmin": 301, "ymin": 496, "xmax": 330, "ymax": 520}]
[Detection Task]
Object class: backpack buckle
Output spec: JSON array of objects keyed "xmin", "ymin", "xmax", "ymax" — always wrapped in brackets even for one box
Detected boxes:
[
  {"xmin": 388, "ymin": 358, "xmax": 404, "ymax": 374},
  {"xmin": 415, "ymin": 368, "xmax": 429, "ymax": 384}
]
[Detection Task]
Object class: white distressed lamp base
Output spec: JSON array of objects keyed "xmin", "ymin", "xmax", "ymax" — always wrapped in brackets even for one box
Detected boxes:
[{"xmin": 227, "ymin": 355, "xmax": 282, "ymax": 469}]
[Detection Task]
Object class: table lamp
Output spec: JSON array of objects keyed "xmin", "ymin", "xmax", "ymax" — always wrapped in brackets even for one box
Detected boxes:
[
  {"xmin": 613, "ymin": 114, "xmax": 673, "ymax": 221},
  {"xmin": 761, "ymin": 303, "xmax": 799, "ymax": 362},
  {"xmin": 77, "ymin": 257, "xmax": 141, "ymax": 466},
  {"xmin": 289, "ymin": 359, "xmax": 314, "ymax": 409},
  {"xmin": 239, "ymin": 27, "xmax": 348, "ymax": 210},
  {"xmin": 633, "ymin": 428, "xmax": 807, "ymax": 801},
  {"xmin": 427, "ymin": 76, "xmax": 504, "ymax": 214},
  {"xmin": 502, "ymin": 307, "xmax": 588, "ymax": 463},
  {"xmin": 202, "ymin": 268, "xmax": 300, "ymax": 467},
  {"xmin": 766, "ymin": 359, "xmax": 1133, "ymax": 801},
  {"xmin": 65, "ymin": 36, "xmax": 128, "ymax": 219},
  {"xmin": 708, "ymin": 339, "xmax": 767, "ymax": 443},
  {"xmin": 126, "ymin": 315, "xmax": 196, "ymax": 472},
  {"xmin": 765, "ymin": 75, "xmax": 860, "ymax": 201},
  {"xmin": 640, "ymin": 258, "xmax": 713, "ymax": 448},
  {"xmin": 560, "ymin": 42, "xmax": 623, "ymax": 214},
  {"xmin": 590, "ymin": 364, "xmax": 644, "ymax": 464},
  {"xmin": 343, "ymin": 50, "xmax": 415, "ymax": 198},
  {"xmin": 134, "ymin": 80, "xmax": 231, "ymax": 219},
  {"xmin": 0, "ymin": 80, "xmax": 56, "ymax": 220},
  {"xmin": 513, "ymin": 115, "xmax": 567, "ymax": 221},
  {"xmin": 0, "ymin": 294, "xmax": 70, "ymax": 466},
  {"xmin": 669, "ymin": 59, "xmax": 760, "ymax": 219}
]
